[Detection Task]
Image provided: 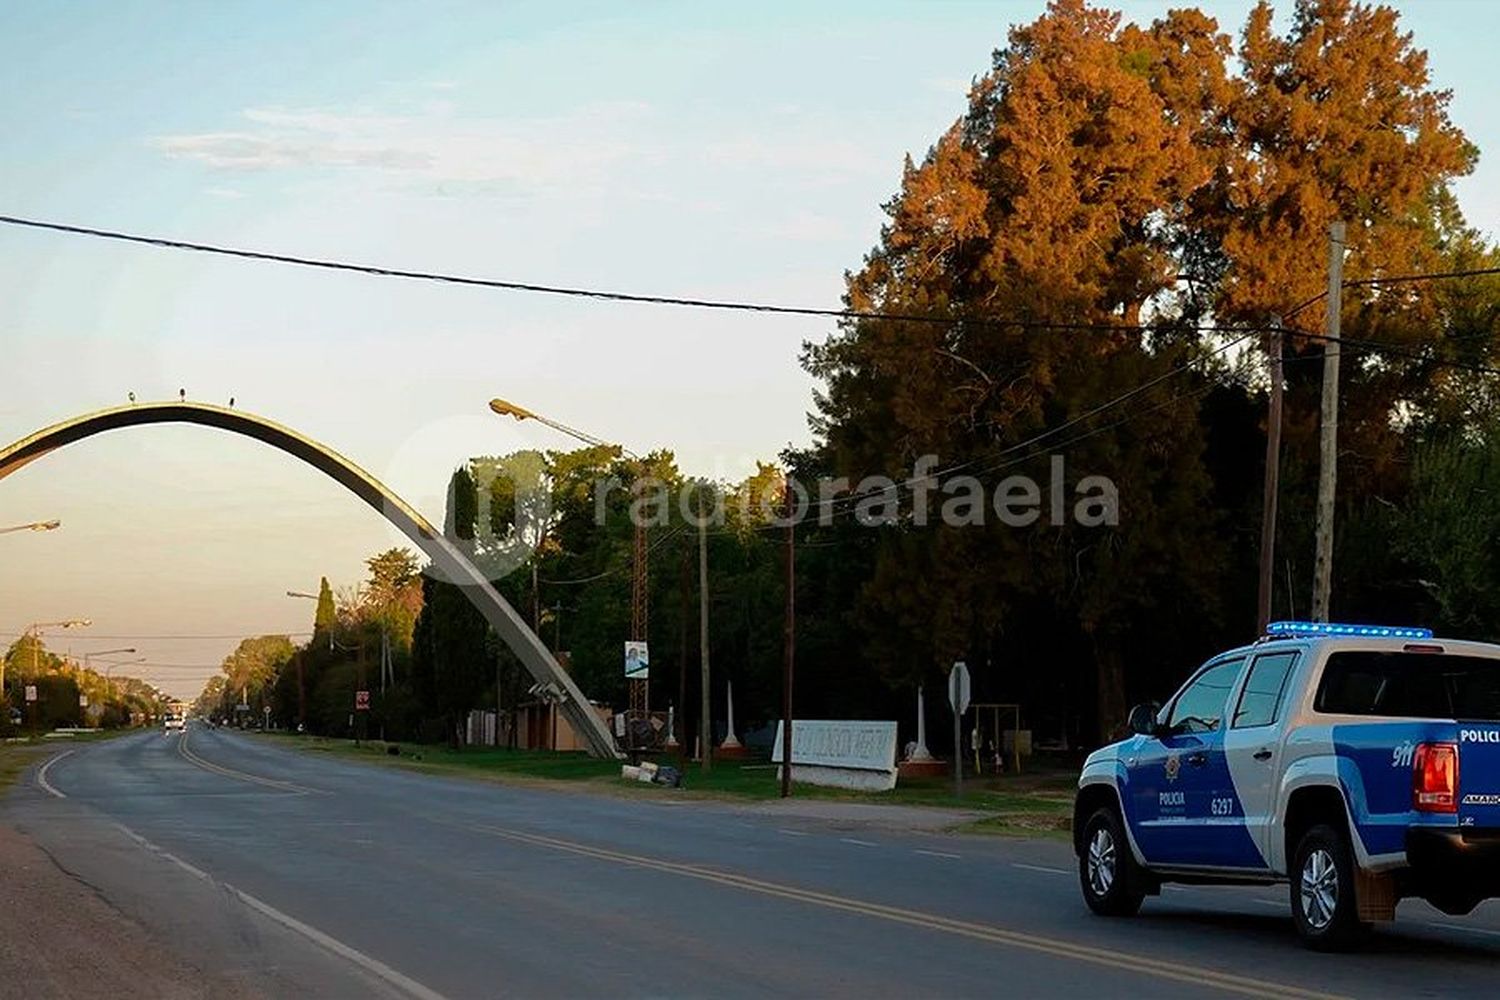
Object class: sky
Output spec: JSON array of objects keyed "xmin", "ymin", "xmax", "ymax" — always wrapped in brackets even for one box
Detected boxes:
[{"xmin": 2, "ymin": 1, "xmax": 1497, "ymax": 699}]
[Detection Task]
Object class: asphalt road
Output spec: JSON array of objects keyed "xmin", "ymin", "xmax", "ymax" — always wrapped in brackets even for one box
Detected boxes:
[{"xmin": 6, "ymin": 726, "xmax": 1500, "ymax": 999}]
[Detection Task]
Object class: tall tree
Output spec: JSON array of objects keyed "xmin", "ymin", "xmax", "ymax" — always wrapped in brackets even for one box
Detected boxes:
[
  {"xmin": 315, "ymin": 576, "xmax": 337, "ymax": 633},
  {"xmin": 806, "ymin": 0, "xmax": 1235, "ymax": 738}
]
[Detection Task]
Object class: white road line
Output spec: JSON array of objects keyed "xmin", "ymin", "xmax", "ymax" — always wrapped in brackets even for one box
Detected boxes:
[
  {"xmin": 840, "ymin": 837, "xmax": 878, "ymax": 848},
  {"xmin": 35, "ymin": 749, "xmax": 75, "ymax": 799},
  {"xmin": 111, "ymin": 821, "xmax": 447, "ymax": 1000},
  {"xmin": 776, "ymin": 828, "xmax": 809, "ymax": 837},
  {"xmin": 1012, "ymin": 863, "xmax": 1069, "ymax": 876},
  {"xmin": 915, "ymin": 849, "xmax": 962, "ymax": 860}
]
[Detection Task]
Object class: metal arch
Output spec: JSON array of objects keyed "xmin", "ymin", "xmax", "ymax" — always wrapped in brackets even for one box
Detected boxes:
[{"xmin": 0, "ymin": 401, "xmax": 622, "ymax": 759}]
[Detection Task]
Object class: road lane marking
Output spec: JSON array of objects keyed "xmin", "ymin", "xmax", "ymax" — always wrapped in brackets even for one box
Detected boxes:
[
  {"xmin": 915, "ymin": 849, "xmax": 961, "ymax": 860},
  {"xmin": 776, "ymin": 828, "xmax": 809, "ymax": 837},
  {"xmin": 1012, "ymin": 863, "xmax": 1069, "ymax": 875},
  {"xmin": 177, "ymin": 730, "xmax": 321, "ymax": 794},
  {"xmin": 111, "ymin": 821, "xmax": 446, "ymax": 1000},
  {"xmin": 840, "ymin": 837, "xmax": 878, "ymax": 847},
  {"xmin": 463, "ymin": 823, "xmax": 1344, "ymax": 1000},
  {"xmin": 35, "ymin": 749, "xmax": 75, "ymax": 799}
]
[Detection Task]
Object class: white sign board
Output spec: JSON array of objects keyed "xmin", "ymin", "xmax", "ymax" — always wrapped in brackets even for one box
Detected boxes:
[
  {"xmin": 772, "ymin": 720, "xmax": 899, "ymax": 791},
  {"xmin": 24, "ymin": 685, "xmax": 38, "ymax": 703},
  {"xmin": 624, "ymin": 640, "xmax": 649, "ymax": 680},
  {"xmin": 79, "ymin": 694, "xmax": 89, "ymax": 708},
  {"xmin": 948, "ymin": 661, "xmax": 971, "ymax": 716}
]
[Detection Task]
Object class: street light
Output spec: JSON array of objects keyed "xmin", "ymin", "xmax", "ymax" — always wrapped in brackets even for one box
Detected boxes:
[
  {"xmin": 489, "ymin": 398, "xmax": 636, "ymax": 459},
  {"xmin": 95, "ymin": 655, "xmax": 145, "ymax": 701},
  {"xmin": 83, "ymin": 648, "xmax": 138, "ymax": 669},
  {"xmin": 0, "ymin": 519, "xmax": 61, "ymax": 535},
  {"xmin": 286, "ymin": 590, "xmax": 326, "ymax": 729},
  {"xmin": 4, "ymin": 618, "xmax": 90, "ymax": 709},
  {"xmin": 83, "ymin": 648, "xmax": 138, "ymax": 693},
  {"xmin": 287, "ymin": 589, "xmax": 328, "ymax": 651},
  {"xmin": 489, "ymin": 397, "xmax": 652, "ymax": 744}
]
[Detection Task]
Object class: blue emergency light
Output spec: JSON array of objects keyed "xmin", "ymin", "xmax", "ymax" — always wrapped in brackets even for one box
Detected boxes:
[{"xmin": 1265, "ymin": 620, "xmax": 1433, "ymax": 640}]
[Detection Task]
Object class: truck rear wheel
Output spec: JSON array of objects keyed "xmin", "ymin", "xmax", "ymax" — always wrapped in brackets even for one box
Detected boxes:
[
  {"xmin": 1079, "ymin": 806, "xmax": 1145, "ymax": 917},
  {"xmin": 1291, "ymin": 824, "xmax": 1371, "ymax": 950}
]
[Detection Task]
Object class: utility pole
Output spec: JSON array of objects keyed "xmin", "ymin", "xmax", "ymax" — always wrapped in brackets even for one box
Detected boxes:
[
  {"xmin": 356, "ymin": 640, "xmax": 367, "ymax": 746},
  {"xmin": 295, "ymin": 648, "xmax": 306, "ymax": 731},
  {"xmin": 780, "ymin": 478, "xmax": 796, "ymax": 799},
  {"xmin": 1312, "ymin": 221, "xmax": 1345, "ymax": 622},
  {"xmin": 531, "ymin": 562, "xmax": 541, "ymax": 636},
  {"xmin": 630, "ymin": 480, "xmax": 650, "ymax": 725},
  {"xmin": 1256, "ymin": 318, "xmax": 1285, "ymax": 635},
  {"xmin": 678, "ymin": 550, "xmax": 690, "ymax": 760},
  {"xmin": 697, "ymin": 487, "xmax": 712, "ymax": 773}
]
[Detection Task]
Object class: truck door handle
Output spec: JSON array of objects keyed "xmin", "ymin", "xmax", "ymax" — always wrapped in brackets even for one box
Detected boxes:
[
  {"xmin": 1187, "ymin": 752, "xmax": 1208, "ymax": 767},
  {"xmin": 1253, "ymin": 749, "xmax": 1273, "ymax": 762}
]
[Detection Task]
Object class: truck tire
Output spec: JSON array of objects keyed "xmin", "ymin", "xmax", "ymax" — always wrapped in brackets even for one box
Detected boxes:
[
  {"xmin": 1290, "ymin": 824, "xmax": 1371, "ymax": 951},
  {"xmin": 1079, "ymin": 806, "xmax": 1145, "ymax": 917}
]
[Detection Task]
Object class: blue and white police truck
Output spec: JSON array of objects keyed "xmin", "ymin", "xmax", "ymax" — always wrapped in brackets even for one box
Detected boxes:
[{"xmin": 1073, "ymin": 621, "xmax": 1500, "ymax": 949}]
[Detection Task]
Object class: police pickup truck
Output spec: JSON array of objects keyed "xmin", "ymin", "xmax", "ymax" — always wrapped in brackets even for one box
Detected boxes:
[{"xmin": 1074, "ymin": 621, "xmax": 1500, "ymax": 949}]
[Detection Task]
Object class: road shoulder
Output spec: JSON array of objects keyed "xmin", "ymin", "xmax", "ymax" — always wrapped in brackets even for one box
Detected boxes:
[{"xmin": 0, "ymin": 819, "xmax": 259, "ymax": 1000}]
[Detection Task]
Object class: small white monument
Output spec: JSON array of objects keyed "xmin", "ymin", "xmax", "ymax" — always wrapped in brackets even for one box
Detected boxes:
[
  {"xmin": 899, "ymin": 684, "xmax": 946, "ymax": 778},
  {"xmin": 718, "ymin": 680, "xmax": 746, "ymax": 757},
  {"xmin": 664, "ymin": 703, "xmax": 679, "ymax": 749}
]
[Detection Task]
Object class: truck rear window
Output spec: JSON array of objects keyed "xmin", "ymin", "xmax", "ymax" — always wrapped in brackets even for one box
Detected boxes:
[{"xmin": 1316, "ymin": 651, "xmax": 1500, "ymax": 721}]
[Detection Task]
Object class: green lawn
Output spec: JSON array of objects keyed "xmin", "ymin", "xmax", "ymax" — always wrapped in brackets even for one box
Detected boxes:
[
  {"xmin": 260, "ymin": 733, "xmax": 1076, "ymax": 834},
  {"xmin": 0, "ymin": 744, "xmax": 46, "ymax": 790},
  {"xmin": 0, "ymin": 729, "xmax": 132, "ymax": 791}
]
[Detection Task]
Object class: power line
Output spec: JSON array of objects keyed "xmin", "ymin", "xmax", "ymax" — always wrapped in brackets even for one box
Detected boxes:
[
  {"xmin": 1283, "ymin": 264, "xmax": 1500, "ymax": 322},
  {"xmin": 0, "ymin": 213, "xmax": 1269, "ymax": 337},
  {"xmin": 1347, "ymin": 265, "xmax": 1500, "ymax": 289},
  {"xmin": 0, "ymin": 631, "xmax": 312, "ymax": 640},
  {"xmin": 804, "ymin": 329, "xmax": 1260, "ymax": 517},
  {"xmin": 541, "ymin": 523, "xmax": 690, "ymax": 585},
  {"xmin": 1285, "ymin": 325, "xmax": 1500, "ymax": 378}
]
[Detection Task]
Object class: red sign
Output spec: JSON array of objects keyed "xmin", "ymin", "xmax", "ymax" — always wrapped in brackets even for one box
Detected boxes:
[{"xmin": 355, "ymin": 690, "xmax": 371, "ymax": 710}]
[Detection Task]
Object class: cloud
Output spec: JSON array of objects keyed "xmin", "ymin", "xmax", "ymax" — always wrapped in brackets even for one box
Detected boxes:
[
  {"xmin": 703, "ymin": 135, "xmax": 882, "ymax": 178},
  {"xmin": 924, "ymin": 76, "xmax": 974, "ymax": 97},
  {"xmin": 760, "ymin": 210, "xmax": 850, "ymax": 243},
  {"xmin": 152, "ymin": 102, "xmax": 654, "ymax": 195}
]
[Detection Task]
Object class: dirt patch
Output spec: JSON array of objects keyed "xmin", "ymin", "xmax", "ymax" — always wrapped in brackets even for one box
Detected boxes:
[{"xmin": 0, "ymin": 822, "xmax": 263, "ymax": 1000}]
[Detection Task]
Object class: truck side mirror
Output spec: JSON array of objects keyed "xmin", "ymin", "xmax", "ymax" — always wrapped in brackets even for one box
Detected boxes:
[{"xmin": 1127, "ymin": 702, "xmax": 1161, "ymax": 737}]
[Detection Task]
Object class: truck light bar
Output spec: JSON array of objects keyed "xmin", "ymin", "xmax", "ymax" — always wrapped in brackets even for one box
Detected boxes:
[{"xmin": 1265, "ymin": 621, "xmax": 1433, "ymax": 640}]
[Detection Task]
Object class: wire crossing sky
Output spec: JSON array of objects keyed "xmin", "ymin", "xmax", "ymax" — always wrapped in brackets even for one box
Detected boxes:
[{"xmin": 2, "ymin": 1, "xmax": 1498, "ymax": 696}]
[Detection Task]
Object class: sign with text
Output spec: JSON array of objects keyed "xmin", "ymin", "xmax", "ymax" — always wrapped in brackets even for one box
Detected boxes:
[
  {"xmin": 24, "ymin": 685, "xmax": 38, "ymax": 703},
  {"xmin": 771, "ymin": 720, "xmax": 897, "ymax": 771},
  {"xmin": 624, "ymin": 640, "xmax": 649, "ymax": 680},
  {"xmin": 355, "ymin": 690, "xmax": 371, "ymax": 711}
]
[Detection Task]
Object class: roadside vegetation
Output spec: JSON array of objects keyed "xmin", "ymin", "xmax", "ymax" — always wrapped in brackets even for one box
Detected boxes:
[
  {"xmin": 263, "ymin": 732, "xmax": 1074, "ymax": 834},
  {"xmin": 196, "ymin": 0, "xmax": 1500, "ymax": 769}
]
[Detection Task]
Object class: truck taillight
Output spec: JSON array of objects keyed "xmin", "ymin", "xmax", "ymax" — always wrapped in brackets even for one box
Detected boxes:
[{"xmin": 1413, "ymin": 742, "xmax": 1459, "ymax": 813}]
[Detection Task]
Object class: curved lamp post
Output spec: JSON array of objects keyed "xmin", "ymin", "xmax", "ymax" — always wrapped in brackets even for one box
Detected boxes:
[{"xmin": 0, "ymin": 519, "xmax": 60, "ymax": 535}]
